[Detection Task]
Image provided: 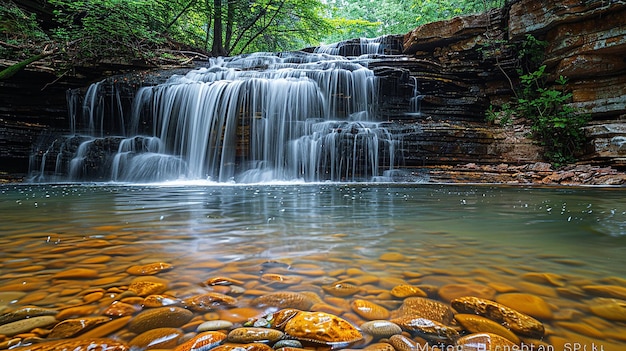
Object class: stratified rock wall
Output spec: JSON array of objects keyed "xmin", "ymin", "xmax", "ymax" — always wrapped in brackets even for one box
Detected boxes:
[{"xmin": 402, "ymin": 0, "xmax": 626, "ymax": 167}]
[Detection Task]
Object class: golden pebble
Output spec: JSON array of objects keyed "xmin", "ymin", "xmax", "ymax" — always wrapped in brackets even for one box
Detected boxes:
[{"xmin": 390, "ymin": 285, "xmax": 427, "ymax": 298}]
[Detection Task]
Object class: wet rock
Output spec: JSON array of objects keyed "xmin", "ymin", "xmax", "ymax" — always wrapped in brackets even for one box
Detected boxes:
[
  {"xmin": 390, "ymin": 284, "xmax": 427, "ymax": 298},
  {"xmin": 0, "ymin": 315, "xmax": 57, "ymax": 337},
  {"xmin": 390, "ymin": 316, "xmax": 459, "ymax": 343},
  {"xmin": 360, "ymin": 320, "xmax": 403, "ymax": 339},
  {"xmin": 10, "ymin": 338, "xmax": 130, "ymax": 351},
  {"xmin": 350, "ymin": 299, "xmax": 390, "ymax": 320},
  {"xmin": 48, "ymin": 316, "xmax": 111, "ymax": 338},
  {"xmin": 388, "ymin": 334, "xmax": 418, "ymax": 351},
  {"xmin": 454, "ymin": 314, "xmax": 520, "ymax": 344},
  {"xmin": 227, "ymin": 327, "xmax": 285, "ymax": 343},
  {"xmin": 126, "ymin": 262, "xmax": 173, "ymax": 275},
  {"xmin": 127, "ymin": 306, "xmax": 194, "ymax": 334},
  {"xmin": 103, "ymin": 301, "xmax": 140, "ymax": 317},
  {"xmin": 455, "ymin": 332, "xmax": 516, "ymax": 351},
  {"xmin": 394, "ymin": 297, "xmax": 454, "ymax": 324},
  {"xmin": 174, "ymin": 331, "xmax": 227, "ymax": 351},
  {"xmin": 322, "ymin": 282, "xmax": 361, "ymax": 297},
  {"xmin": 127, "ymin": 279, "xmax": 168, "ymax": 297},
  {"xmin": 143, "ymin": 294, "xmax": 182, "ymax": 308},
  {"xmin": 184, "ymin": 292, "xmax": 238, "ymax": 312},
  {"xmin": 272, "ymin": 309, "xmax": 362, "ymax": 346},
  {"xmin": 129, "ymin": 327, "xmax": 183, "ymax": 349},
  {"xmin": 451, "ymin": 296, "xmax": 544, "ymax": 338},
  {"xmin": 495, "ymin": 293, "xmax": 554, "ymax": 320},
  {"xmin": 204, "ymin": 276, "xmax": 245, "ymax": 286},
  {"xmin": 197, "ymin": 320, "xmax": 234, "ymax": 332},
  {"xmin": 0, "ymin": 307, "xmax": 58, "ymax": 325},
  {"xmin": 251, "ymin": 292, "xmax": 317, "ymax": 310},
  {"xmin": 212, "ymin": 343, "xmax": 274, "ymax": 351}
]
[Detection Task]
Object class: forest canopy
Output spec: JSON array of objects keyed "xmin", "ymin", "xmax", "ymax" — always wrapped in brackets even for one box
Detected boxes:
[{"xmin": 1, "ymin": 0, "xmax": 505, "ymax": 68}]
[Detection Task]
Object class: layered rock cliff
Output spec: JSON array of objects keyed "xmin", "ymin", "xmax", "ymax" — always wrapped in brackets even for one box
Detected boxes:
[{"xmin": 402, "ymin": 0, "xmax": 626, "ymax": 168}]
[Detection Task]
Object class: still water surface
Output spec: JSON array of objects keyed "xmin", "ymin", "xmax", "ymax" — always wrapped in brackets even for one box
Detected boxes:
[{"xmin": 1, "ymin": 183, "xmax": 626, "ymax": 349}]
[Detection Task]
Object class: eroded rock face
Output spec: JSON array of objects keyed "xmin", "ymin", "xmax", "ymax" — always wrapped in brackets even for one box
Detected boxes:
[{"xmin": 402, "ymin": 0, "xmax": 626, "ymax": 168}]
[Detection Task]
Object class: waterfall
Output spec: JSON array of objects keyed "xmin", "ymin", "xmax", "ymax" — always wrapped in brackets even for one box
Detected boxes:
[{"xmin": 30, "ymin": 49, "xmax": 414, "ymax": 183}]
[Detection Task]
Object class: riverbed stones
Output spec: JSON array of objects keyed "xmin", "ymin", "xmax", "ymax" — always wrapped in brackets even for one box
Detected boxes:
[
  {"xmin": 454, "ymin": 314, "xmax": 520, "ymax": 344},
  {"xmin": 495, "ymin": 293, "xmax": 554, "ymax": 320},
  {"xmin": 127, "ymin": 306, "xmax": 194, "ymax": 334},
  {"xmin": 10, "ymin": 338, "xmax": 130, "ymax": 351},
  {"xmin": 451, "ymin": 296, "xmax": 545, "ymax": 338},
  {"xmin": 48, "ymin": 316, "xmax": 111, "ymax": 338},
  {"xmin": 0, "ymin": 307, "xmax": 58, "ymax": 325},
  {"xmin": 127, "ymin": 280, "xmax": 168, "ymax": 297}
]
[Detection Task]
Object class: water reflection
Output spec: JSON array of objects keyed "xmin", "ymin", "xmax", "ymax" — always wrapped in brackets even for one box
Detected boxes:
[{"xmin": 1, "ymin": 184, "xmax": 626, "ymax": 349}]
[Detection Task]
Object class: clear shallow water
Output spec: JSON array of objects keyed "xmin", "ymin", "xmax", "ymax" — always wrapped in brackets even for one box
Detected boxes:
[{"xmin": 1, "ymin": 183, "xmax": 626, "ymax": 349}]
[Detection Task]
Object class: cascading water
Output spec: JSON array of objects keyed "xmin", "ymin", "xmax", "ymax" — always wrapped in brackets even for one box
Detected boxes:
[{"xmin": 30, "ymin": 43, "xmax": 419, "ymax": 183}]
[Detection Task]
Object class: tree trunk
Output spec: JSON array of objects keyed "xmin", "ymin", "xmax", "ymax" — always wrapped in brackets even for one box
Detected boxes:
[{"xmin": 211, "ymin": 0, "xmax": 227, "ymax": 56}]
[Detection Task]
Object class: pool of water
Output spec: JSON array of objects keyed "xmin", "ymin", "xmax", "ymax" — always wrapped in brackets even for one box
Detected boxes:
[{"xmin": 1, "ymin": 183, "xmax": 626, "ymax": 350}]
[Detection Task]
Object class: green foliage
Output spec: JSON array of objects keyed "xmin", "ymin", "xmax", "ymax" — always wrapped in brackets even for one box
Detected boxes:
[
  {"xmin": 321, "ymin": 0, "xmax": 505, "ymax": 44},
  {"xmin": 0, "ymin": 2, "xmax": 51, "ymax": 58},
  {"xmin": 486, "ymin": 35, "xmax": 590, "ymax": 167},
  {"xmin": 485, "ymin": 103, "xmax": 512, "ymax": 126},
  {"xmin": 48, "ymin": 0, "xmax": 167, "ymax": 65},
  {"xmin": 517, "ymin": 65, "xmax": 590, "ymax": 167}
]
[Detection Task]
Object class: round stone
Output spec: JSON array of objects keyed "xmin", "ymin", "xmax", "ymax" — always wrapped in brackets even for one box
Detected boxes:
[
  {"xmin": 360, "ymin": 320, "xmax": 402, "ymax": 339},
  {"xmin": 48, "ymin": 316, "xmax": 111, "ymax": 338},
  {"xmin": 455, "ymin": 332, "xmax": 516, "ymax": 351},
  {"xmin": 390, "ymin": 284, "xmax": 427, "ymax": 298},
  {"xmin": 495, "ymin": 293, "xmax": 553, "ymax": 320},
  {"xmin": 197, "ymin": 320, "xmax": 234, "ymax": 332},
  {"xmin": 351, "ymin": 299, "xmax": 390, "ymax": 320},
  {"xmin": 129, "ymin": 327, "xmax": 183, "ymax": 349},
  {"xmin": 454, "ymin": 314, "xmax": 520, "ymax": 344},
  {"xmin": 127, "ymin": 306, "xmax": 193, "ymax": 334}
]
